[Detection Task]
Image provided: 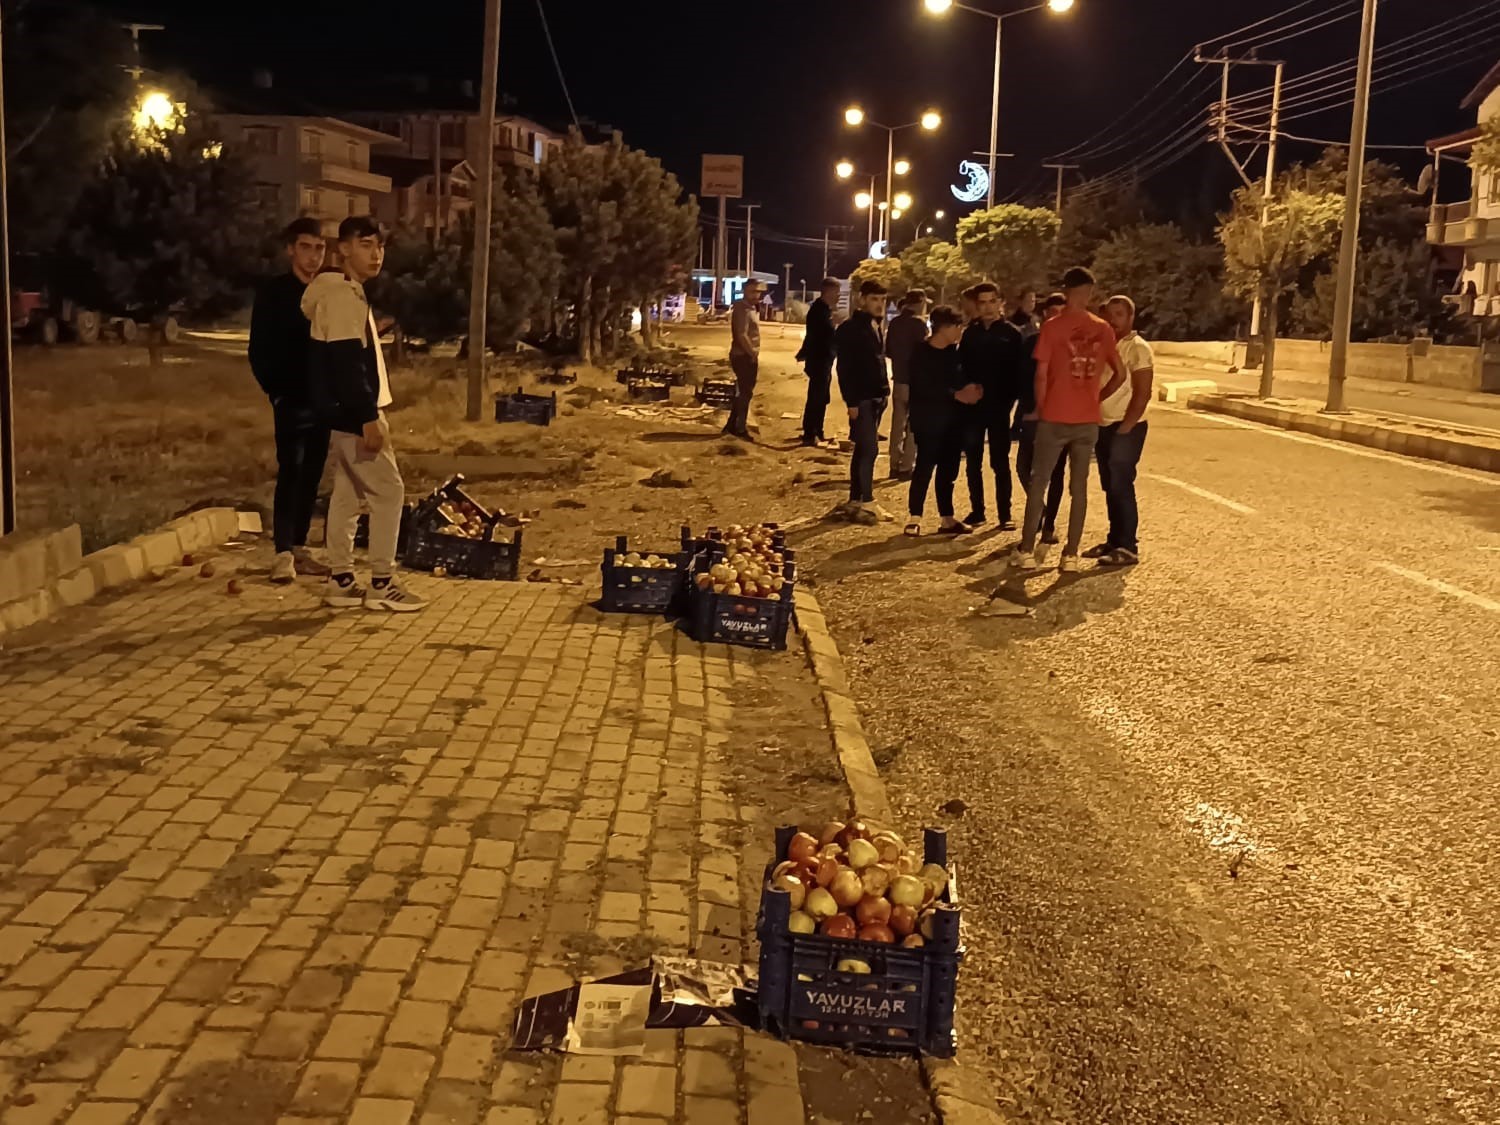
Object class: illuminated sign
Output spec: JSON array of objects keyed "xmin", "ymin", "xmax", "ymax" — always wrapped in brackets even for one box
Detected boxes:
[
  {"xmin": 869, "ymin": 240, "xmax": 889, "ymax": 261},
  {"xmin": 950, "ymin": 160, "xmax": 989, "ymax": 205}
]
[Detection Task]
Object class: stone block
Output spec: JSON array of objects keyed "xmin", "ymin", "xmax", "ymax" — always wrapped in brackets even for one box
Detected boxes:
[
  {"xmin": 0, "ymin": 587, "xmax": 55, "ymax": 632},
  {"xmin": 82, "ymin": 544, "xmax": 148, "ymax": 589},
  {"xmin": 205, "ymin": 507, "xmax": 240, "ymax": 542},
  {"xmin": 0, "ymin": 525, "xmax": 81, "ymax": 603},
  {"xmin": 52, "ymin": 566, "xmax": 99, "ymax": 608},
  {"xmin": 168, "ymin": 514, "xmax": 215, "ymax": 555},
  {"xmin": 132, "ymin": 529, "xmax": 183, "ymax": 570}
]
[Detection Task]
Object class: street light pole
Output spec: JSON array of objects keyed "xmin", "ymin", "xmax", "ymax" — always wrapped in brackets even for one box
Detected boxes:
[
  {"xmin": 988, "ymin": 18, "xmax": 1002, "ymax": 208},
  {"xmin": 884, "ymin": 128, "xmax": 895, "ymax": 244},
  {"xmin": 465, "ymin": 0, "xmax": 501, "ymax": 422},
  {"xmin": 0, "ymin": 15, "xmax": 14, "ymax": 534},
  {"xmin": 1327, "ymin": 0, "xmax": 1378, "ymax": 414}
]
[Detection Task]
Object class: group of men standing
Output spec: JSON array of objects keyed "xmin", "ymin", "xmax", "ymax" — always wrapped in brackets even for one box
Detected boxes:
[{"xmin": 787, "ymin": 266, "xmax": 1154, "ymax": 569}]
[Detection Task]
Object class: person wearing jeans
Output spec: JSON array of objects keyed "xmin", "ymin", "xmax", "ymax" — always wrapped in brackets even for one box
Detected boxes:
[
  {"xmin": 304, "ymin": 216, "xmax": 425, "ymax": 613},
  {"xmin": 835, "ymin": 280, "xmax": 892, "ymax": 523},
  {"xmin": 796, "ymin": 278, "xmax": 840, "ymax": 446},
  {"xmin": 958, "ymin": 282, "xmax": 1025, "ymax": 528},
  {"xmin": 725, "ymin": 280, "xmax": 764, "ymax": 440},
  {"xmin": 1087, "ymin": 295, "xmax": 1155, "ymax": 565},
  {"xmin": 1013, "ymin": 293, "xmax": 1067, "ymax": 544},
  {"xmin": 1013, "ymin": 267, "xmax": 1126, "ymax": 571},
  {"xmin": 249, "ymin": 218, "xmax": 331, "ymax": 585}
]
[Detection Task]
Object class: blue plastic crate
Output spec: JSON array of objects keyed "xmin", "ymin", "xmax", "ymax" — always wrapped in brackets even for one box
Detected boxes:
[
  {"xmin": 599, "ymin": 535, "xmax": 690, "ymax": 614},
  {"xmin": 756, "ymin": 826, "xmax": 962, "ymax": 1057},
  {"xmin": 685, "ymin": 542, "xmax": 797, "ymax": 650}
]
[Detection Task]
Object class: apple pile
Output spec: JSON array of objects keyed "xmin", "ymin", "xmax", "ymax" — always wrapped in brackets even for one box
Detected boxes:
[
  {"xmin": 436, "ymin": 498, "xmax": 492, "ymax": 540},
  {"xmin": 615, "ymin": 552, "xmax": 676, "ymax": 570},
  {"xmin": 771, "ymin": 821, "xmax": 949, "ymax": 955},
  {"xmin": 694, "ymin": 524, "xmax": 790, "ymax": 601}
]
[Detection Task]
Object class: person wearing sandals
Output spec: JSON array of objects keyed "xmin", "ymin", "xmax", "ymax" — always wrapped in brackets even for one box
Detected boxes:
[
  {"xmin": 904, "ymin": 306, "xmax": 983, "ymax": 537},
  {"xmin": 1085, "ymin": 295, "xmax": 1155, "ymax": 566}
]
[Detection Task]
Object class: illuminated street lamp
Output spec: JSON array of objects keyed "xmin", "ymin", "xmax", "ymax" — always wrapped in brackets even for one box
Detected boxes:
[
  {"xmin": 935, "ymin": 209, "xmax": 946, "ymax": 220},
  {"xmin": 894, "ymin": 159, "xmax": 911, "ymax": 176},
  {"xmin": 894, "ymin": 192, "xmax": 913, "ymax": 212},
  {"xmin": 843, "ymin": 162, "xmax": 881, "ymax": 246},
  {"xmin": 842, "ymin": 104, "xmax": 943, "ymax": 242},
  {"xmin": 920, "ymin": 110, "xmax": 942, "ymax": 131},
  {"xmin": 132, "ymin": 89, "xmax": 178, "ymax": 134},
  {"xmin": 836, "ymin": 160, "xmax": 855, "ymax": 179},
  {"xmin": 923, "ymin": 0, "xmax": 1075, "ymax": 206},
  {"xmin": 855, "ymin": 191, "xmax": 873, "ymax": 209},
  {"xmin": 844, "ymin": 105, "xmax": 866, "ymax": 127}
]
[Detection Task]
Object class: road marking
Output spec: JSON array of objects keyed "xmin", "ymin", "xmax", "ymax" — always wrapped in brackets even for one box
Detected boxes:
[
  {"xmin": 1374, "ymin": 563, "xmax": 1500, "ymax": 614},
  {"xmin": 1145, "ymin": 473, "xmax": 1256, "ymax": 515},
  {"xmin": 1171, "ymin": 405, "xmax": 1500, "ymax": 487}
]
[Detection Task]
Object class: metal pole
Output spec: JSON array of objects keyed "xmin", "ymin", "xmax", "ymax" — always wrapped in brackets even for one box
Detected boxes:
[
  {"xmin": 884, "ymin": 129, "xmax": 894, "ymax": 245},
  {"xmin": 822, "ymin": 228, "xmax": 829, "ymax": 279},
  {"xmin": 0, "ymin": 15, "xmax": 14, "ymax": 535},
  {"xmin": 1327, "ymin": 0, "xmax": 1378, "ymax": 414},
  {"xmin": 465, "ymin": 0, "xmax": 501, "ymax": 422},
  {"xmin": 431, "ymin": 117, "xmax": 443, "ymax": 243},
  {"xmin": 783, "ymin": 263, "xmax": 792, "ymax": 314},
  {"xmin": 743, "ymin": 203, "xmax": 760, "ymax": 276},
  {"xmin": 714, "ymin": 194, "xmax": 725, "ymax": 309},
  {"xmin": 987, "ymin": 16, "xmax": 1001, "ymax": 208},
  {"xmin": 867, "ymin": 177, "xmax": 875, "ymax": 251},
  {"xmin": 1249, "ymin": 63, "xmax": 1284, "ymax": 341}
]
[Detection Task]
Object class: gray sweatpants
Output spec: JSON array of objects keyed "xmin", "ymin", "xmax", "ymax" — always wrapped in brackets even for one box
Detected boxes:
[
  {"xmin": 1020, "ymin": 420, "xmax": 1098, "ymax": 555},
  {"xmin": 327, "ymin": 416, "xmax": 405, "ymax": 578}
]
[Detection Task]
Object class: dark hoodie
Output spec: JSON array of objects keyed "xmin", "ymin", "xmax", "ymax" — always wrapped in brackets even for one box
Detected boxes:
[
  {"xmin": 834, "ymin": 310, "xmax": 889, "ymax": 404},
  {"xmin": 301, "ymin": 272, "xmax": 389, "ymax": 435}
]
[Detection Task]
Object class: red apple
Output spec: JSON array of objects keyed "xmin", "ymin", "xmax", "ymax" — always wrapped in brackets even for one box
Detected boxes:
[
  {"xmin": 830, "ymin": 869, "xmax": 864, "ymax": 909},
  {"xmin": 787, "ymin": 832, "xmax": 818, "ymax": 864},
  {"xmin": 820, "ymin": 913, "xmax": 857, "ymax": 940},
  {"xmin": 889, "ymin": 904, "xmax": 918, "ymax": 937},
  {"xmin": 855, "ymin": 895, "xmax": 892, "ymax": 927},
  {"xmin": 858, "ymin": 923, "xmax": 895, "ymax": 944}
]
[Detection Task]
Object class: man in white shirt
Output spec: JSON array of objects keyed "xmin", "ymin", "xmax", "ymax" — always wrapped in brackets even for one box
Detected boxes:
[{"xmin": 1088, "ymin": 295, "xmax": 1155, "ymax": 566}]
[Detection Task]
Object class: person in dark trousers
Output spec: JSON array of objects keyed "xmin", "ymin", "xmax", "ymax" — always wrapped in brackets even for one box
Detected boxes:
[
  {"xmin": 796, "ymin": 278, "xmax": 841, "ymax": 446},
  {"xmin": 958, "ymin": 282, "xmax": 1025, "ymax": 529},
  {"xmin": 250, "ymin": 218, "xmax": 332, "ymax": 585},
  {"xmin": 884, "ymin": 289, "xmax": 929, "ymax": 480},
  {"xmin": 1013, "ymin": 292, "xmax": 1066, "ymax": 546},
  {"xmin": 1088, "ymin": 295, "xmax": 1155, "ymax": 565},
  {"xmin": 725, "ymin": 279, "xmax": 764, "ymax": 439},
  {"xmin": 836, "ymin": 280, "xmax": 892, "ymax": 524},
  {"xmin": 904, "ymin": 305, "xmax": 983, "ymax": 536}
]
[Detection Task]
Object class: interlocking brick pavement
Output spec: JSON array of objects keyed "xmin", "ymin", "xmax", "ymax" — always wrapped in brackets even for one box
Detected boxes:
[{"xmin": 0, "ymin": 556, "xmax": 813, "ymax": 1124}]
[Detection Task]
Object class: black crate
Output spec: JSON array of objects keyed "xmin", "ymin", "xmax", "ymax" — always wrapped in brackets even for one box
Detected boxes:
[
  {"xmin": 685, "ymin": 572, "xmax": 795, "ymax": 650},
  {"xmin": 494, "ymin": 391, "xmax": 558, "ymax": 426},
  {"xmin": 537, "ymin": 368, "xmax": 577, "ymax": 386},
  {"xmin": 403, "ymin": 524, "xmax": 523, "ymax": 581},
  {"xmin": 697, "ymin": 380, "xmax": 738, "ymax": 409},
  {"xmin": 617, "ymin": 364, "xmax": 686, "ymax": 386},
  {"xmin": 626, "ymin": 376, "xmax": 672, "ymax": 403},
  {"xmin": 757, "ymin": 826, "xmax": 962, "ymax": 1057},
  {"xmin": 410, "ymin": 476, "xmax": 491, "ymax": 532},
  {"xmin": 354, "ymin": 504, "xmax": 415, "ymax": 553},
  {"xmin": 599, "ymin": 536, "xmax": 690, "ymax": 614}
]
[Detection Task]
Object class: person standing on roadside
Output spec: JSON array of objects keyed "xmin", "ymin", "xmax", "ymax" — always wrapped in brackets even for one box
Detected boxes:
[
  {"xmin": 250, "ymin": 218, "xmax": 332, "ymax": 585},
  {"xmin": 725, "ymin": 279, "xmax": 764, "ymax": 440},
  {"xmin": 884, "ymin": 289, "xmax": 929, "ymax": 481},
  {"xmin": 1087, "ymin": 295, "xmax": 1155, "ymax": 566},
  {"xmin": 1013, "ymin": 267, "xmax": 1126, "ymax": 572},
  {"xmin": 1013, "ymin": 292, "xmax": 1067, "ymax": 549},
  {"xmin": 958, "ymin": 282, "xmax": 1025, "ymax": 529},
  {"xmin": 836, "ymin": 280, "xmax": 892, "ymax": 524},
  {"xmin": 305, "ymin": 216, "xmax": 425, "ymax": 612},
  {"xmin": 904, "ymin": 305, "xmax": 982, "ymax": 537},
  {"xmin": 959, "ymin": 285, "xmax": 981, "ymax": 325},
  {"xmin": 796, "ymin": 278, "xmax": 841, "ymax": 447},
  {"xmin": 1009, "ymin": 288, "xmax": 1040, "ymax": 334}
]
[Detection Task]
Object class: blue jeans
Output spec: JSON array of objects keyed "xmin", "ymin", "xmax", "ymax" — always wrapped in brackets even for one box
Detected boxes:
[{"xmin": 1096, "ymin": 420, "xmax": 1149, "ymax": 553}]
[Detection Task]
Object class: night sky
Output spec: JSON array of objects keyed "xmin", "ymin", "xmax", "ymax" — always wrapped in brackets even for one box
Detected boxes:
[{"xmin": 95, "ymin": 0, "xmax": 1494, "ymax": 282}]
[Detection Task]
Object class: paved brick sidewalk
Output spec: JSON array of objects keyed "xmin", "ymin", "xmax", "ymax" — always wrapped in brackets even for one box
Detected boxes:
[{"xmin": 0, "ymin": 555, "xmax": 811, "ymax": 1124}]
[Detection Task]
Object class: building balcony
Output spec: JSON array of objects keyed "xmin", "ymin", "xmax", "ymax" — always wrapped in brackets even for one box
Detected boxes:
[
  {"xmin": 1428, "ymin": 200, "xmax": 1500, "ymax": 247},
  {"xmin": 302, "ymin": 159, "xmax": 392, "ymax": 194}
]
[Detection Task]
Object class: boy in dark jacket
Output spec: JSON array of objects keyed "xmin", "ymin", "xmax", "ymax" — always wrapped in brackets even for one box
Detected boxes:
[
  {"xmin": 304, "ymin": 216, "xmax": 424, "ymax": 612},
  {"xmin": 905, "ymin": 306, "xmax": 983, "ymax": 536},
  {"xmin": 835, "ymin": 280, "xmax": 891, "ymax": 523},
  {"xmin": 249, "ymin": 218, "xmax": 329, "ymax": 585},
  {"xmin": 796, "ymin": 278, "xmax": 841, "ymax": 446}
]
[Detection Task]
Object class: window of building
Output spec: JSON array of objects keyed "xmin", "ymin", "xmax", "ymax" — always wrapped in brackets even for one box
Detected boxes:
[
  {"xmin": 301, "ymin": 188, "xmax": 320, "ymax": 213},
  {"xmin": 255, "ymin": 183, "xmax": 280, "ymax": 210},
  {"xmin": 498, "ymin": 126, "xmax": 513, "ymax": 150},
  {"xmin": 242, "ymin": 126, "xmax": 279, "ymax": 155},
  {"xmin": 1491, "ymin": 172, "xmax": 1500, "ymax": 205}
]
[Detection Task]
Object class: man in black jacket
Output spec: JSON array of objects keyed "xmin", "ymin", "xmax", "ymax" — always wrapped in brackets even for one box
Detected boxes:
[
  {"xmin": 905, "ymin": 305, "xmax": 982, "ymax": 536},
  {"xmin": 249, "ymin": 218, "xmax": 329, "ymax": 585},
  {"xmin": 958, "ymin": 281, "xmax": 1025, "ymax": 529},
  {"xmin": 835, "ymin": 280, "xmax": 891, "ymax": 523},
  {"xmin": 796, "ymin": 277, "xmax": 841, "ymax": 446},
  {"xmin": 303, "ymin": 216, "xmax": 424, "ymax": 613}
]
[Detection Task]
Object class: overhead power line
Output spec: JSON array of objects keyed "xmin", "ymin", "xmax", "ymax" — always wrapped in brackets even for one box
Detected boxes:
[{"xmin": 535, "ymin": 0, "xmax": 580, "ymax": 129}]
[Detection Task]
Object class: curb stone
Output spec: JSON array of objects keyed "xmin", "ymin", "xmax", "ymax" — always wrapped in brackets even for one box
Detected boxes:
[{"xmin": 795, "ymin": 590, "xmax": 1008, "ymax": 1125}]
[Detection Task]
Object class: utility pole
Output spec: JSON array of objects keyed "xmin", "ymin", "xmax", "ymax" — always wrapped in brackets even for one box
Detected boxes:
[
  {"xmin": 1042, "ymin": 162, "xmax": 1078, "ymax": 215},
  {"xmin": 1249, "ymin": 63, "xmax": 1285, "ymax": 341},
  {"xmin": 122, "ymin": 23, "xmax": 165, "ymax": 81},
  {"xmin": 0, "ymin": 16, "xmax": 14, "ymax": 534},
  {"xmin": 823, "ymin": 228, "xmax": 830, "ymax": 280},
  {"xmin": 465, "ymin": 0, "xmax": 501, "ymax": 422},
  {"xmin": 742, "ymin": 203, "xmax": 761, "ymax": 276},
  {"xmin": 713, "ymin": 195, "xmax": 726, "ymax": 310},
  {"xmin": 1328, "ymin": 0, "xmax": 1379, "ymax": 413},
  {"xmin": 431, "ymin": 117, "xmax": 444, "ymax": 244}
]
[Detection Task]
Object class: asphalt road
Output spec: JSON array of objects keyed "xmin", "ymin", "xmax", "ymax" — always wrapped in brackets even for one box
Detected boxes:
[{"xmin": 697, "ymin": 325, "xmax": 1500, "ymax": 1123}]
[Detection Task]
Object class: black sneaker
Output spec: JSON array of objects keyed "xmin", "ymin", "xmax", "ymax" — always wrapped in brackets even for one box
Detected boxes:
[
  {"xmin": 1000, "ymin": 518, "xmax": 1018, "ymax": 532},
  {"xmin": 1099, "ymin": 547, "xmax": 1139, "ymax": 567},
  {"xmin": 1081, "ymin": 542, "xmax": 1114, "ymax": 559},
  {"xmin": 936, "ymin": 521, "xmax": 972, "ymax": 536},
  {"xmin": 1041, "ymin": 529, "xmax": 1060, "ymax": 546},
  {"xmin": 962, "ymin": 511, "xmax": 986, "ymax": 527}
]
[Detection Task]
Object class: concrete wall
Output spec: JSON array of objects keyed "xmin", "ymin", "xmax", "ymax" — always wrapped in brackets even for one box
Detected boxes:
[{"xmin": 1157, "ymin": 338, "xmax": 1486, "ymax": 392}]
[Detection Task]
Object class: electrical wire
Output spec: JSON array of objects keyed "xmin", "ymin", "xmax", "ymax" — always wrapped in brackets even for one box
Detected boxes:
[
  {"xmin": 535, "ymin": 0, "xmax": 580, "ymax": 129},
  {"xmin": 1209, "ymin": 0, "xmax": 1362, "ymax": 54}
]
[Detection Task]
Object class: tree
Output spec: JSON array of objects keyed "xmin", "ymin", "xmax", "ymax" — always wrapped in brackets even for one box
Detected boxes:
[
  {"xmin": 371, "ymin": 172, "xmax": 561, "ymax": 352},
  {"xmin": 3, "ymin": 0, "xmax": 134, "ymax": 255},
  {"xmin": 54, "ymin": 104, "xmax": 273, "ymax": 363},
  {"xmin": 850, "ymin": 256, "xmax": 905, "ymax": 298},
  {"xmin": 1290, "ymin": 237, "xmax": 1452, "ymax": 342},
  {"xmin": 900, "ymin": 239, "xmax": 981, "ymax": 304},
  {"xmin": 956, "ymin": 204, "xmax": 1059, "ymax": 293},
  {"xmin": 1091, "ymin": 223, "xmax": 1235, "ymax": 340},
  {"xmin": 1220, "ymin": 185, "xmax": 1342, "ymax": 396},
  {"xmin": 1052, "ymin": 182, "xmax": 1149, "ymax": 277},
  {"xmin": 1474, "ymin": 118, "xmax": 1500, "ymax": 173},
  {"xmin": 602, "ymin": 144, "xmax": 698, "ymax": 349}
]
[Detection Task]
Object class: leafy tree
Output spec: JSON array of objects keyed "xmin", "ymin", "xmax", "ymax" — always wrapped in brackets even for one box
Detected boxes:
[
  {"xmin": 601, "ymin": 143, "xmax": 698, "ymax": 349},
  {"xmin": 1474, "ymin": 118, "xmax": 1500, "ymax": 172},
  {"xmin": 1219, "ymin": 185, "xmax": 1342, "ymax": 396},
  {"xmin": 3, "ymin": 0, "xmax": 134, "ymax": 255},
  {"xmin": 1052, "ymin": 182, "xmax": 1149, "ymax": 277},
  {"xmin": 1091, "ymin": 223, "xmax": 1235, "ymax": 340},
  {"xmin": 956, "ymin": 204, "xmax": 1059, "ymax": 293},
  {"xmin": 900, "ymin": 239, "xmax": 981, "ymax": 304},
  {"xmin": 850, "ymin": 256, "xmax": 905, "ymax": 299},
  {"xmin": 1289, "ymin": 237, "xmax": 1452, "ymax": 342},
  {"xmin": 54, "ymin": 105, "xmax": 273, "ymax": 363},
  {"xmin": 370, "ymin": 172, "xmax": 561, "ymax": 351}
]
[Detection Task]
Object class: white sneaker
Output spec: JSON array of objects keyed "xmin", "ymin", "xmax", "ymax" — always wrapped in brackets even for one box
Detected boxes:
[
  {"xmin": 365, "ymin": 579, "xmax": 427, "ymax": 613},
  {"xmin": 1059, "ymin": 554, "xmax": 1082, "ymax": 573},
  {"xmin": 1035, "ymin": 541, "xmax": 1053, "ymax": 565},
  {"xmin": 867, "ymin": 503, "xmax": 896, "ymax": 523},
  {"xmin": 1010, "ymin": 550, "xmax": 1039, "ymax": 570},
  {"xmin": 324, "ymin": 574, "xmax": 367, "ymax": 608},
  {"xmin": 269, "ymin": 552, "xmax": 296, "ymax": 584}
]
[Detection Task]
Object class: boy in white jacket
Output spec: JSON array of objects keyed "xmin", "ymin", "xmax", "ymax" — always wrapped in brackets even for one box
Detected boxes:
[{"xmin": 302, "ymin": 216, "xmax": 425, "ymax": 612}]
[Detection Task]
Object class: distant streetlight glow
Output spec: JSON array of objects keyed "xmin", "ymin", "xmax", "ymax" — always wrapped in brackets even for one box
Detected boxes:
[
  {"xmin": 844, "ymin": 106, "xmax": 865, "ymax": 126},
  {"xmin": 925, "ymin": 226, "xmax": 934, "ymax": 233},
  {"xmin": 892, "ymin": 209, "xmax": 904, "ymax": 220},
  {"xmin": 855, "ymin": 191, "xmax": 873, "ymax": 209},
  {"xmin": 921, "ymin": 110, "xmax": 942, "ymax": 131},
  {"xmin": 836, "ymin": 160, "xmax": 855, "ymax": 179},
  {"xmin": 935, "ymin": 210, "xmax": 946, "ymax": 219},
  {"xmin": 894, "ymin": 192, "xmax": 913, "ymax": 211},
  {"xmin": 877, "ymin": 201, "xmax": 889, "ymax": 211},
  {"xmin": 894, "ymin": 159, "xmax": 911, "ymax": 176},
  {"xmin": 924, "ymin": 0, "xmax": 954, "ymax": 11},
  {"xmin": 1048, "ymin": 0, "xmax": 1074, "ymax": 11},
  {"xmin": 133, "ymin": 90, "xmax": 178, "ymax": 133}
]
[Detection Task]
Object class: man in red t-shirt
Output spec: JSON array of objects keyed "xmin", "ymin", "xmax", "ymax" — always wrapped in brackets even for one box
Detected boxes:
[{"xmin": 1012, "ymin": 267, "xmax": 1126, "ymax": 572}]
